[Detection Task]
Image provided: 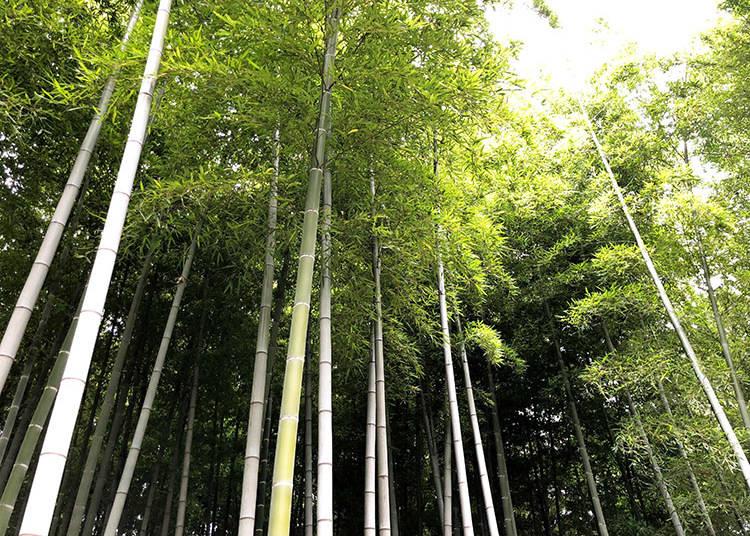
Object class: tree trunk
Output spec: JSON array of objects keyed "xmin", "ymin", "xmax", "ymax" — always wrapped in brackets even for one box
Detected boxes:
[
  {"xmin": 0, "ymin": 0, "xmax": 145, "ymax": 397},
  {"xmin": 103, "ymin": 237, "xmax": 196, "ymax": 536},
  {"xmin": 456, "ymin": 318, "xmax": 499, "ymax": 536},
  {"xmin": 364, "ymin": 327, "xmax": 377, "ymax": 536},
  {"xmin": 174, "ymin": 367, "xmax": 199, "ymax": 536},
  {"xmin": 579, "ymin": 99, "xmax": 750, "ymax": 489},
  {"xmin": 546, "ymin": 305, "xmax": 608, "ymax": 536},
  {"xmin": 67, "ymin": 248, "xmax": 154, "ymax": 536},
  {"xmin": 485, "ymin": 363, "xmax": 517, "ymax": 536},
  {"xmin": 267, "ymin": 8, "xmax": 340, "ymax": 533},
  {"xmin": 238, "ymin": 127, "xmax": 280, "ymax": 536},
  {"xmin": 317, "ymin": 166, "xmax": 333, "ymax": 535},
  {"xmin": 18, "ymin": 2, "xmax": 173, "ymax": 532}
]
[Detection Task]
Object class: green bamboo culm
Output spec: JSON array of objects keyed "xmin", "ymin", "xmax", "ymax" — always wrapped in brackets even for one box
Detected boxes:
[
  {"xmin": 266, "ymin": 5, "xmax": 340, "ymax": 534},
  {"xmin": 0, "ymin": 297, "xmax": 83, "ymax": 535}
]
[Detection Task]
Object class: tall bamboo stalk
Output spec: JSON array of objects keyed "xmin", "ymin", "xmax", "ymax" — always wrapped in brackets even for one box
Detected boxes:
[
  {"xmin": 81, "ymin": 379, "xmax": 130, "ymax": 536},
  {"xmin": 254, "ymin": 254, "xmax": 290, "ymax": 536},
  {"xmin": 456, "ymin": 318, "xmax": 499, "ymax": 536},
  {"xmin": 657, "ymin": 379, "xmax": 716, "ymax": 535},
  {"xmin": 547, "ymin": 305, "xmax": 608, "ymax": 536},
  {"xmin": 317, "ymin": 166, "xmax": 333, "ymax": 535},
  {"xmin": 364, "ymin": 328, "xmax": 377, "ymax": 536},
  {"xmin": 697, "ymin": 239, "xmax": 750, "ymax": 432},
  {"xmin": 67, "ymin": 248, "xmax": 154, "ymax": 536},
  {"xmin": 435, "ymin": 258, "xmax": 474, "ymax": 536},
  {"xmin": 238, "ymin": 129, "xmax": 280, "ymax": 536},
  {"xmin": 371, "ymin": 174, "xmax": 392, "ymax": 536},
  {"xmin": 18, "ymin": 2, "xmax": 172, "ymax": 532},
  {"xmin": 485, "ymin": 362, "xmax": 516, "ymax": 536},
  {"xmin": 386, "ymin": 406, "xmax": 399, "ymax": 536},
  {"xmin": 625, "ymin": 392, "xmax": 684, "ymax": 536},
  {"xmin": 174, "ymin": 367, "xmax": 199, "ymax": 536},
  {"xmin": 267, "ymin": 7, "xmax": 340, "ymax": 532},
  {"xmin": 103, "ymin": 237, "xmax": 196, "ymax": 536},
  {"xmin": 0, "ymin": 298, "xmax": 83, "ymax": 535},
  {"xmin": 443, "ymin": 425, "xmax": 452, "ymax": 536},
  {"xmin": 420, "ymin": 394, "xmax": 444, "ymax": 525},
  {"xmin": 601, "ymin": 325, "xmax": 684, "ymax": 534},
  {"xmin": 578, "ymin": 99, "xmax": 750, "ymax": 489},
  {"xmin": 140, "ymin": 464, "xmax": 161, "ymax": 536},
  {"xmin": 159, "ymin": 423, "xmax": 185, "ymax": 536},
  {"xmin": 0, "ymin": 0, "xmax": 145, "ymax": 398},
  {"xmin": 304, "ymin": 350, "xmax": 314, "ymax": 536}
]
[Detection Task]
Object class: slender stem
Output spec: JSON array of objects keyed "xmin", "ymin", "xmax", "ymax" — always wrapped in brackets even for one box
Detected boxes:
[
  {"xmin": 0, "ymin": 0, "xmax": 145, "ymax": 397},
  {"xmin": 239, "ymin": 128, "xmax": 280, "ymax": 536},
  {"xmin": 456, "ymin": 317, "xmax": 499, "ymax": 536},
  {"xmin": 103, "ymin": 237, "xmax": 197, "ymax": 536},
  {"xmin": 267, "ymin": 8, "xmax": 340, "ymax": 532},
  {"xmin": 578, "ymin": 98, "xmax": 750, "ymax": 489}
]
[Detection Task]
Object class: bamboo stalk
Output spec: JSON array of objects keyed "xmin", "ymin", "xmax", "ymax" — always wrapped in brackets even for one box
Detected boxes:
[
  {"xmin": 103, "ymin": 237, "xmax": 197, "ymax": 535},
  {"xmin": 267, "ymin": 7, "xmax": 340, "ymax": 533},
  {"xmin": 578, "ymin": 98, "xmax": 750, "ymax": 490}
]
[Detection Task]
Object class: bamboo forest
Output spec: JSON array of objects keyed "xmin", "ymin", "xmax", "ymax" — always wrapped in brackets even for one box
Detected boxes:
[{"xmin": 7, "ymin": 0, "xmax": 750, "ymax": 534}]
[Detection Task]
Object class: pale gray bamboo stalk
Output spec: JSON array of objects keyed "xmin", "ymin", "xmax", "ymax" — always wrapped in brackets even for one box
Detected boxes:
[
  {"xmin": 81, "ymin": 383, "xmax": 128, "ymax": 536},
  {"xmin": 420, "ymin": 395, "xmax": 444, "ymax": 524},
  {"xmin": 174, "ymin": 368, "xmax": 199, "ymax": 536},
  {"xmin": 386, "ymin": 406, "xmax": 399, "ymax": 536},
  {"xmin": 657, "ymin": 379, "xmax": 715, "ymax": 535},
  {"xmin": 253, "ymin": 254, "xmax": 289, "ymax": 536},
  {"xmin": 0, "ymin": 165, "xmax": 91, "ymax": 463},
  {"xmin": 317, "ymin": 166, "xmax": 333, "ymax": 535},
  {"xmin": 267, "ymin": 10, "xmax": 340, "ymax": 531},
  {"xmin": 18, "ymin": 1, "xmax": 172, "ymax": 531},
  {"xmin": 443, "ymin": 425, "xmax": 452, "ymax": 536},
  {"xmin": 625, "ymin": 392, "xmax": 684, "ymax": 536},
  {"xmin": 67, "ymin": 248, "xmax": 154, "ymax": 536},
  {"xmin": 140, "ymin": 464, "xmax": 161, "ymax": 536},
  {"xmin": 371, "ymin": 175, "xmax": 392, "ymax": 536},
  {"xmin": 436, "ymin": 257, "xmax": 474, "ymax": 536},
  {"xmin": 601, "ymin": 325, "xmax": 684, "ymax": 535},
  {"xmin": 0, "ymin": 300, "xmax": 53, "ymax": 463},
  {"xmin": 455, "ymin": 318, "xmax": 499, "ymax": 536},
  {"xmin": 697, "ymin": 239, "xmax": 750, "ymax": 432},
  {"xmin": 364, "ymin": 329, "xmax": 377, "ymax": 536},
  {"xmin": 578, "ymin": 98, "xmax": 750, "ymax": 489},
  {"xmin": 485, "ymin": 363, "xmax": 516, "ymax": 536},
  {"xmin": 238, "ymin": 128, "xmax": 280, "ymax": 536},
  {"xmin": 547, "ymin": 305, "xmax": 608, "ymax": 536},
  {"xmin": 304, "ymin": 350, "xmax": 314, "ymax": 536},
  {"xmin": 159, "ymin": 434, "xmax": 183, "ymax": 536},
  {"xmin": 103, "ymin": 237, "xmax": 196, "ymax": 536},
  {"xmin": 0, "ymin": 298, "xmax": 83, "ymax": 535},
  {"xmin": 0, "ymin": 0, "xmax": 144, "ymax": 398}
]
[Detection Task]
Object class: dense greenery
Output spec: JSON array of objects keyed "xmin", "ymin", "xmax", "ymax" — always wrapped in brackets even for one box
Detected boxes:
[{"xmin": 2, "ymin": 0, "xmax": 750, "ymax": 535}]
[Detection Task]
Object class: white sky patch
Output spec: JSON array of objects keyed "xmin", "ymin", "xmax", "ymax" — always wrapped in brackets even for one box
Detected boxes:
[{"xmin": 487, "ymin": 0, "xmax": 723, "ymax": 92}]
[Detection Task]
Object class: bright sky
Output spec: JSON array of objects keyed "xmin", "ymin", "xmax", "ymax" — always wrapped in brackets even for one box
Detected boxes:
[{"xmin": 487, "ymin": 0, "xmax": 723, "ymax": 92}]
